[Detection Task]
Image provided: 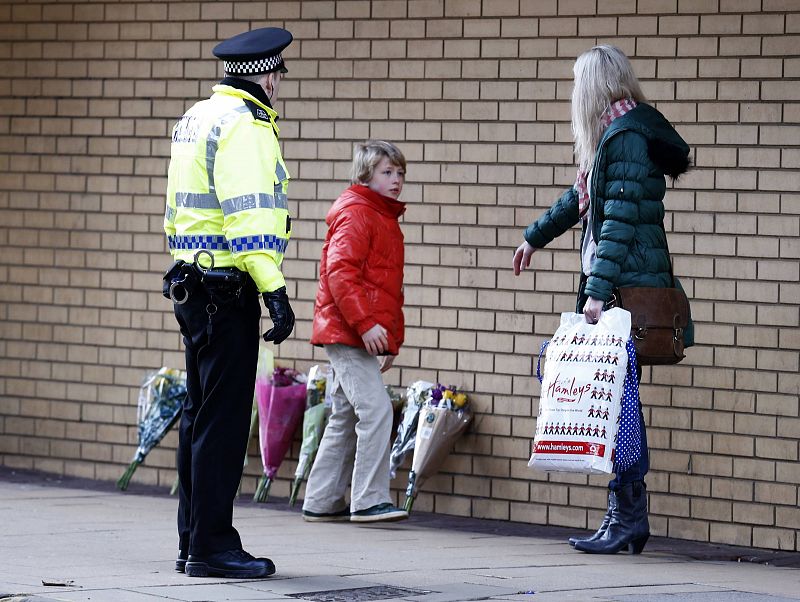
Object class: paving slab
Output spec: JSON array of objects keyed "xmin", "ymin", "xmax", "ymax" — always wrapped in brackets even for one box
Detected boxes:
[{"xmin": 0, "ymin": 468, "xmax": 799, "ymax": 602}]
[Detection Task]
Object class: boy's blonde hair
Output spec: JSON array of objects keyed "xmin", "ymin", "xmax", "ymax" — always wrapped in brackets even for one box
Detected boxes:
[
  {"xmin": 350, "ymin": 140, "xmax": 406, "ymax": 185},
  {"xmin": 571, "ymin": 45, "xmax": 646, "ymax": 171}
]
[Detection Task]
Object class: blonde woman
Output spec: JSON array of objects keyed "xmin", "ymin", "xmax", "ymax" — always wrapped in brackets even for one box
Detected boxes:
[{"xmin": 513, "ymin": 46, "xmax": 691, "ymax": 554}]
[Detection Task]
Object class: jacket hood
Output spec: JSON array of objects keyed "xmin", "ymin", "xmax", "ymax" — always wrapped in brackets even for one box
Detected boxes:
[
  {"xmin": 326, "ymin": 185, "xmax": 406, "ymax": 226},
  {"xmin": 604, "ymin": 103, "xmax": 691, "ymax": 179}
]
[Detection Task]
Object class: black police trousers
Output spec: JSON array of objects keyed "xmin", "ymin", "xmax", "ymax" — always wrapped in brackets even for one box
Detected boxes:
[{"xmin": 172, "ymin": 275, "xmax": 261, "ymax": 556}]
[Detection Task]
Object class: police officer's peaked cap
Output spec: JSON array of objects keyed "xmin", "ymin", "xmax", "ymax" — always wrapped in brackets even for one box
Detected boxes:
[{"xmin": 213, "ymin": 27, "xmax": 292, "ymax": 76}]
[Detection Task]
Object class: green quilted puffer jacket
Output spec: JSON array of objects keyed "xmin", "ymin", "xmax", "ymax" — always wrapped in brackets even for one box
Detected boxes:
[{"xmin": 524, "ymin": 103, "xmax": 690, "ymax": 310}]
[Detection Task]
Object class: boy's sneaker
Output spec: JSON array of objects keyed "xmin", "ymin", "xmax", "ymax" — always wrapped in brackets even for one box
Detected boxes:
[
  {"xmin": 302, "ymin": 507, "xmax": 351, "ymax": 522},
  {"xmin": 350, "ymin": 503, "xmax": 409, "ymax": 523}
]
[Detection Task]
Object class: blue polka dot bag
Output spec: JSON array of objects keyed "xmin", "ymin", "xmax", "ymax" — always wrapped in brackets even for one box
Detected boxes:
[{"xmin": 614, "ymin": 338, "xmax": 641, "ymax": 473}]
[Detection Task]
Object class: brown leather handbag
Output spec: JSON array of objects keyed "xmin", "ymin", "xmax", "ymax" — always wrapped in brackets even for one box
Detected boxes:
[
  {"xmin": 607, "ymin": 285, "xmax": 690, "ymax": 365},
  {"xmin": 603, "ymin": 224, "xmax": 691, "ymax": 366}
]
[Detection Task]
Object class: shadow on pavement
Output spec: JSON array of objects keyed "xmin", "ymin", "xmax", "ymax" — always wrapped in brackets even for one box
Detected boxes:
[{"xmin": 2, "ymin": 465, "xmax": 798, "ymax": 568}]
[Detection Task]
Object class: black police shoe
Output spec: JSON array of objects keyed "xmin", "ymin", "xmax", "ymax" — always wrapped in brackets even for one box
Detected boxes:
[
  {"xmin": 175, "ymin": 549, "xmax": 188, "ymax": 572},
  {"xmin": 185, "ymin": 549, "xmax": 276, "ymax": 578}
]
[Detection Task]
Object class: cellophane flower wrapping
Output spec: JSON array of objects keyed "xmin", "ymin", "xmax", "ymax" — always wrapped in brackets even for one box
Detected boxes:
[
  {"xmin": 389, "ymin": 380, "xmax": 434, "ymax": 479},
  {"xmin": 289, "ymin": 364, "xmax": 332, "ymax": 505},
  {"xmin": 117, "ymin": 367, "xmax": 186, "ymax": 491},
  {"xmin": 247, "ymin": 347, "xmax": 275, "ymax": 465},
  {"xmin": 404, "ymin": 384, "xmax": 472, "ymax": 511},
  {"xmin": 254, "ymin": 366, "xmax": 307, "ymax": 502}
]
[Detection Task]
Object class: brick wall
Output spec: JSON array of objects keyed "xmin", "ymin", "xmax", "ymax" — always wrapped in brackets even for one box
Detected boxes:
[{"xmin": 1, "ymin": 0, "xmax": 798, "ymax": 551}]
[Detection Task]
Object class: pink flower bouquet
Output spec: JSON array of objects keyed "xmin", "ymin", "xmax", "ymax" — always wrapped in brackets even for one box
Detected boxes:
[{"xmin": 253, "ymin": 367, "xmax": 307, "ymax": 502}]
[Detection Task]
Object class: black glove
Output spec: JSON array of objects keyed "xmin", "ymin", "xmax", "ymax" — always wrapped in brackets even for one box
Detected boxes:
[{"xmin": 262, "ymin": 287, "xmax": 295, "ymax": 344}]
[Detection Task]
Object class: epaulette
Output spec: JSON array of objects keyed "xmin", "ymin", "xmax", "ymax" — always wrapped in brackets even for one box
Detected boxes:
[{"xmin": 243, "ymin": 99, "xmax": 271, "ymax": 123}]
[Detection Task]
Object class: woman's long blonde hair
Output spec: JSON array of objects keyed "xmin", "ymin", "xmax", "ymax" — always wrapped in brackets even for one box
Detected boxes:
[{"xmin": 571, "ymin": 45, "xmax": 646, "ymax": 171}]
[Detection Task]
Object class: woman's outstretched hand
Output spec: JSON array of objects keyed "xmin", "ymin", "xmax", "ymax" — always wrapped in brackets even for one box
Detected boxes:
[{"xmin": 512, "ymin": 241, "xmax": 537, "ymax": 275}]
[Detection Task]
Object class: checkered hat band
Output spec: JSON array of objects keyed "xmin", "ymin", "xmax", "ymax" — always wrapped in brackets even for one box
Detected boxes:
[{"xmin": 224, "ymin": 54, "xmax": 283, "ymax": 75}]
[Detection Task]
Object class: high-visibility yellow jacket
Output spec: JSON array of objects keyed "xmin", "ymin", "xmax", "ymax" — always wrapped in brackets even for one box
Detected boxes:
[{"xmin": 164, "ymin": 79, "xmax": 290, "ymax": 293}]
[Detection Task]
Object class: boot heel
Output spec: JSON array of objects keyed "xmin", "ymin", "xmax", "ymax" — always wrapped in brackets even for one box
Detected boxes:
[{"xmin": 629, "ymin": 534, "xmax": 649, "ymax": 554}]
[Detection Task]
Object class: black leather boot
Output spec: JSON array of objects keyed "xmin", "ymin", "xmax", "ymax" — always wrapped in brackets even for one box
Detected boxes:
[
  {"xmin": 568, "ymin": 490, "xmax": 617, "ymax": 547},
  {"xmin": 574, "ymin": 481, "xmax": 649, "ymax": 554}
]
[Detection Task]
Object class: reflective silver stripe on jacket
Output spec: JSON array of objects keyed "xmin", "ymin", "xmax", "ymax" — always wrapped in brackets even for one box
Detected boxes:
[
  {"xmin": 175, "ymin": 191, "xmax": 219, "ymax": 209},
  {"xmin": 274, "ymin": 160, "xmax": 288, "ymax": 207},
  {"xmin": 220, "ymin": 192, "xmax": 288, "ymax": 215},
  {"xmin": 275, "ymin": 160, "xmax": 287, "ymax": 183},
  {"xmin": 206, "ymin": 106, "xmax": 250, "ymax": 192},
  {"xmin": 273, "ymin": 185, "xmax": 287, "ymax": 208}
]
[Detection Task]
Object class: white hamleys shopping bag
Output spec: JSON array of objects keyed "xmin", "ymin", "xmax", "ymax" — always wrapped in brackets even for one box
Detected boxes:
[{"xmin": 528, "ymin": 308, "xmax": 631, "ymax": 474}]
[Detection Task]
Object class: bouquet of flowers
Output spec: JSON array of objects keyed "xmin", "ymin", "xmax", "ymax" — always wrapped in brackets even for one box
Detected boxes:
[
  {"xmin": 253, "ymin": 366, "xmax": 307, "ymax": 502},
  {"xmin": 117, "ymin": 367, "xmax": 186, "ymax": 491},
  {"xmin": 289, "ymin": 364, "xmax": 332, "ymax": 506},
  {"xmin": 388, "ymin": 380, "xmax": 434, "ymax": 479},
  {"xmin": 428, "ymin": 383, "xmax": 469, "ymax": 411},
  {"xmin": 403, "ymin": 383, "xmax": 472, "ymax": 512}
]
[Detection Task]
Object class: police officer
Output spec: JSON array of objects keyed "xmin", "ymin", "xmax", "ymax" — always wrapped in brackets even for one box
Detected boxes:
[{"xmin": 162, "ymin": 27, "xmax": 295, "ymax": 579}]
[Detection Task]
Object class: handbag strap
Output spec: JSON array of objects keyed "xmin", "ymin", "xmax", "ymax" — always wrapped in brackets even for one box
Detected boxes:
[
  {"xmin": 610, "ymin": 223, "xmax": 676, "ymax": 308},
  {"xmin": 660, "ymin": 222, "xmax": 677, "ymax": 288},
  {"xmin": 606, "ymin": 223, "xmax": 677, "ymax": 310}
]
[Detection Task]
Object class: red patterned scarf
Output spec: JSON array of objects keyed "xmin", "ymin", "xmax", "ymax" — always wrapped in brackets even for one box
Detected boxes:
[{"xmin": 576, "ymin": 98, "xmax": 638, "ymax": 219}]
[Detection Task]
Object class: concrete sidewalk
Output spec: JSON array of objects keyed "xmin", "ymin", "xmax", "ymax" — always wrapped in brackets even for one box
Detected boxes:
[{"xmin": 1, "ymin": 469, "xmax": 799, "ymax": 602}]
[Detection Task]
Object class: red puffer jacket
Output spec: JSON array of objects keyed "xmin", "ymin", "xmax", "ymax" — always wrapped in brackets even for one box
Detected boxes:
[{"xmin": 311, "ymin": 185, "xmax": 406, "ymax": 355}]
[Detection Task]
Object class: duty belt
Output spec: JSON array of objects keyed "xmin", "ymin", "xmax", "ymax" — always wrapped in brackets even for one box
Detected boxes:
[{"xmin": 163, "ymin": 250, "xmax": 246, "ymax": 305}]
